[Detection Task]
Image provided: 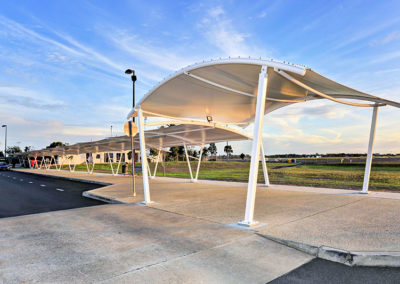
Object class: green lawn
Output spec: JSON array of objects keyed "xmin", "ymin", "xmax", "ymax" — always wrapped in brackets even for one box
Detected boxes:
[{"xmin": 53, "ymin": 161, "xmax": 400, "ymax": 192}]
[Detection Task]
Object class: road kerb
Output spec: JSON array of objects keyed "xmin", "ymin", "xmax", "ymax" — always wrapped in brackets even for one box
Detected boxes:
[
  {"xmin": 257, "ymin": 233, "xmax": 400, "ymax": 267},
  {"xmin": 82, "ymin": 191, "xmax": 124, "ymax": 204}
]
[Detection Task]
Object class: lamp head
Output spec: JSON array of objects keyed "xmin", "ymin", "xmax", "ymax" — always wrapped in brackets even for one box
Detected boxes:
[
  {"xmin": 1, "ymin": 125, "xmax": 6, "ymax": 127},
  {"xmin": 125, "ymin": 69, "xmax": 135, "ymax": 75}
]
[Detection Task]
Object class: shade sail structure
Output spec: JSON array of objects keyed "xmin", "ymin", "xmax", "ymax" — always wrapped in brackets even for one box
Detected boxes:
[
  {"xmin": 125, "ymin": 57, "xmax": 400, "ymax": 226},
  {"xmin": 141, "ymin": 123, "xmax": 251, "ymax": 148},
  {"xmin": 28, "ymin": 123, "xmax": 250, "ymax": 157},
  {"xmin": 127, "ymin": 58, "xmax": 400, "ymax": 125}
]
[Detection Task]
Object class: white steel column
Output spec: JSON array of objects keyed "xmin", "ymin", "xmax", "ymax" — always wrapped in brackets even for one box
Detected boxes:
[
  {"xmin": 147, "ymin": 160, "xmax": 152, "ymax": 178},
  {"xmin": 115, "ymin": 154, "xmax": 122, "ymax": 175},
  {"xmin": 194, "ymin": 144, "xmax": 204, "ymax": 182},
  {"xmin": 50, "ymin": 156, "xmax": 55, "ymax": 169},
  {"xmin": 239, "ymin": 66, "xmax": 268, "ymax": 227},
  {"xmin": 260, "ymin": 143, "xmax": 270, "ymax": 187},
  {"xmin": 107, "ymin": 153, "xmax": 115, "ymax": 175},
  {"xmin": 60, "ymin": 156, "xmax": 65, "ymax": 171},
  {"xmin": 183, "ymin": 143, "xmax": 194, "ymax": 182},
  {"xmin": 85, "ymin": 159, "xmax": 90, "ymax": 173},
  {"xmin": 138, "ymin": 107, "xmax": 153, "ymax": 204},
  {"xmin": 362, "ymin": 106, "xmax": 379, "ymax": 194},
  {"xmin": 90, "ymin": 160, "xmax": 96, "ymax": 174},
  {"xmin": 153, "ymin": 148, "xmax": 161, "ymax": 178}
]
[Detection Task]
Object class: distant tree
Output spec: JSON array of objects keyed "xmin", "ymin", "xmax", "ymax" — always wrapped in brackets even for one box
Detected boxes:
[
  {"xmin": 188, "ymin": 149, "xmax": 198, "ymax": 158},
  {"xmin": 167, "ymin": 146, "xmax": 179, "ymax": 161},
  {"xmin": 47, "ymin": 141, "xmax": 66, "ymax": 148},
  {"xmin": 6, "ymin": 146, "xmax": 22, "ymax": 155},
  {"xmin": 149, "ymin": 148, "xmax": 158, "ymax": 156},
  {"xmin": 224, "ymin": 145, "xmax": 233, "ymax": 160},
  {"xmin": 240, "ymin": 153, "xmax": 245, "ymax": 160},
  {"xmin": 24, "ymin": 146, "xmax": 31, "ymax": 152},
  {"xmin": 177, "ymin": 146, "xmax": 185, "ymax": 161},
  {"xmin": 208, "ymin": 143, "xmax": 217, "ymax": 160},
  {"xmin": 202, "ymin": 147, "xmax": 209, "ymax": 158}
]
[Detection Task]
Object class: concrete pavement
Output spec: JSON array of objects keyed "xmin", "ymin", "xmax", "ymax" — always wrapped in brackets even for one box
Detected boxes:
[
  {"xmin": 0, "ymin": 204, "xmax": 313, "ymax": 283},
  {"xmin": 14, "ymin": 168, "xmax": 400, "ymax": 252}
]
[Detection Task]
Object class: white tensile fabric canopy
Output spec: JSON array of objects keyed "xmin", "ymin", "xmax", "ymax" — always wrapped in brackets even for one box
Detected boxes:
[
  {"xmin": 127, "ymin": 57, "xmax": 400, "ymax": 227},
  {"xmin": 127, "ymin": 58, "xmax": 400, "ymax": 125},
  {"xmin": 28, "ymin": 122, "xmax": 252, "ymax": 178},
  {"xmin": 29, "ymin": 123, "xmax": 250, "ymax": 157}
]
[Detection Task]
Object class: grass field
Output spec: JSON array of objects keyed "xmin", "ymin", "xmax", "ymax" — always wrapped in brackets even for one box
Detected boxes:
[{"xmin": 54, "ymin": 161, "xmax": 400, "ymax": 192}]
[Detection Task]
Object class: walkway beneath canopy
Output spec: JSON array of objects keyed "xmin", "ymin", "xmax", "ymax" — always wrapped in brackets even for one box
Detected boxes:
[{"xmin": 127, "ymin": 57, "xmax": 400, "ymax": 227}]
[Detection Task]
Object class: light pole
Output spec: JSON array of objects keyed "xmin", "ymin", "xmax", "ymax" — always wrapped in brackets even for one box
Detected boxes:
[
  {"xmin": 125, "ymin": 69, "xmax": 137, "ymax": 196},
  {"xmin": 2, "ymin": 125, "xmax": 7, "ymax": 159},
  {"xmin": 110, "ymin": 125, "xmax": 113, "ymax": 137}
]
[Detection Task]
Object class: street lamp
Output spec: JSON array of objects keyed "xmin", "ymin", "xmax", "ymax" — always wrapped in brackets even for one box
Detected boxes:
[
  {"xmin": 2, "ymin": 125, "xmax": 7, "ymax": 159},
  {"xmin": 125, "ymin": 69, "xmax": 137, "ymax": 196},
  {"xmin": 125, "ymin": 69, "xmax": 137, "ymax": 112}
]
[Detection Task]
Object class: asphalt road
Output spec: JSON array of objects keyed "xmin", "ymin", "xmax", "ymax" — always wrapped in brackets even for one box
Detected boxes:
[
  {"xmin": 270, "ymin": 258, "xmax": 400, "ymax": 283},
  {"xmin": 0, "ymin": 170, "xmax": 105, "ymax": 218}
]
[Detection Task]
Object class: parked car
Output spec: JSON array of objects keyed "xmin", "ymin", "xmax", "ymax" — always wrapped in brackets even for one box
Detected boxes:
[{"xmin": 0, "ymin": 162, "xmax": 11, "ymax": 171}]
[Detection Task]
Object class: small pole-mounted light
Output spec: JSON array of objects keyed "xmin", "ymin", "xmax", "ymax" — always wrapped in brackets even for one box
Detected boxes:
[{"xmin": 206, "ymin": 116, "xmax": 213, "ymax": 123}]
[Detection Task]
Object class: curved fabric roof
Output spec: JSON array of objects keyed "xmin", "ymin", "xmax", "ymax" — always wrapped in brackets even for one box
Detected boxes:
[
  {"xmin": 127, "ymin": 57, "xmax": 400, "ymax": 125},
  {"xmin": 29, "ymin": 123, "xmax": 250, "ymax": 156},
  {"xmin": 141, "ymin": 123, "xmax": 250, "ymax": 148}
]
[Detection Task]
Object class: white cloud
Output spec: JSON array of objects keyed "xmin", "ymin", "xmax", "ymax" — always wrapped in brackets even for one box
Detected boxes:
[
  {"xmin": 0, "ymin": 111, "xmax": 109, "ymax": 149},
  {"xmin": 0, "ymin": 15, "xmax": 83, "ymax": 56},
  {"xmin": 104, "ymin": 30, "xmax": 198, "ymax": 73},
  {"xmin": 330, "ymin": 17, "xmax": 400, "ymax": 52},
  {"xmin": 0, "ymin": 86, "xmax": 68, "ymax": 110},
  {"xmin": 198, "ymin": 6, "xmax": 264, "ymax": 57},
  {"xmin": 370, "ymin": 30, "xmax": 400, "ymax": 46},
  {"xmin": 370, "ymin": 50, "xmax": 400, "ymax": 64}
]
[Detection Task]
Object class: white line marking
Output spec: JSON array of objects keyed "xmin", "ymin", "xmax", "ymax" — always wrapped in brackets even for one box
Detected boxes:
[
  {"xmin": 12, "ymin": 177, "xmax": 16, "ymax": 179},
  {"xmin": 56, "ymin": 188, "xmax": 64, "ymax": 192},
  {"xmin": 40, "ymin": 184, "xmax": 46, "ymax": 187},
  {"xmin": 29, "ymin": 181, "xmax": 33, "ymax": 184},
  {"xmin": 20, "ymin": 179, "xmax": 24, "ymax": 181}
]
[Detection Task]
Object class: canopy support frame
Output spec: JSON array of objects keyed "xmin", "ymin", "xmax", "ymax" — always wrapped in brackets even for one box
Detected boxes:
[
  {"xmin": 138, "ymin": 107, "xmax": 153, "ymax": 204},
  {"xmin": 193, "ymin": 144, "xmax": 204, "ymax": 182},
  {"xmin": 107, "ymin": 153, "xmax": 115, "ymax": 175},
  {"xmin": 152, "ymin": 148, "xmax": 162, "ymax": 178},
  {"xmin": 239, "ymin": 66, "xmax": 268, "ymax": 227},
  {"xmin": 260, "ymin": 143, "xmax": 270, "ymax": 187},
  {"xmin": 275, "ymin": 69, "xmax": 385, "ymax": 108},
  {"xmin": 361, "ymin": 105, "xmax": 379, "ymax": 194},
  {"xmin": 183, "ymin": 142, "xmax": 194, "ymax": 182}
]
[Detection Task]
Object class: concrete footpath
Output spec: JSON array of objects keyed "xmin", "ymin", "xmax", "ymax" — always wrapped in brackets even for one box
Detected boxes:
[
  {"xmin": 1, "ymin": 168, "xmax": 400, "ymax": 282},
  {"xmin": 20, "ymin": 169, "xmax": 400, "ymax": 251},
  {"xmin": 0, "ymin": 204, "xmax": 313, "ymax": 283}
]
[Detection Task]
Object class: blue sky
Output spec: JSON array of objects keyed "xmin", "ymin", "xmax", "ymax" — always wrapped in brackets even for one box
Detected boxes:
[{"xmin": 1, "ymin": 0, "xmax": 400, "ymax": 154}]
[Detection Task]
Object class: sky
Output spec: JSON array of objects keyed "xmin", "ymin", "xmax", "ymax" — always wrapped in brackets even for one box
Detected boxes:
[{"xmin": 0, "ymin": 0, "xmax": 400, "ymax": 155}]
